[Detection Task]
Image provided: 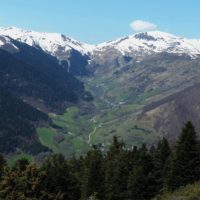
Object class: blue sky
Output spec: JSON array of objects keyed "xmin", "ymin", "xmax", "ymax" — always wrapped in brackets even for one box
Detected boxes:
[{"xmin": 0, "ymin": 0, "xmax": 199, "ymax": 43}]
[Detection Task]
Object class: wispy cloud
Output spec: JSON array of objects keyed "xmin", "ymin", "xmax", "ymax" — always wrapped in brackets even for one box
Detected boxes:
[{"xmin": 130, "ymin": 20, "xmax": 158, "ymax": 32}]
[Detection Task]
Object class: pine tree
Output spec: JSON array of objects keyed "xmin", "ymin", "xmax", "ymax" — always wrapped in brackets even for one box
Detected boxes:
[
  {"xmin": 166, "ymin": 121, "xmax": 200, "ymax": 190},
  {"xmin": 81, "ymin": 145, "xmax": 105, "ymax": 200},
  {"xmin": 41, "ymin": 154, "xmax": 80, "ymax": 200},
  {"xmin": 104, "ymin": 136, "xmax": 129, "ymax": 200},
  {"xmin": 128, "ymin": 166, "xmax": 147, "ymax": 200},
  {"xmin": 153, "ymin": 138, "xmax": 171, "ymax": 193},
  {"xmin": 136, "ymin": 144, "xmax": 156, "ymax": 199}
]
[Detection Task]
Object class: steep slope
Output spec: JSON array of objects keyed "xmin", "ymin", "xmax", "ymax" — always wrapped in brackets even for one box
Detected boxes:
[
  {"xmin": 0, "ymin": 90, "xmax": 49, "ymax": 154},
  {"xmin": 2, "ymin": 27, "xmax": 200, "ymax": 76},
  {"xmin": 81, "ymin": 53, "xmax": 200, "ymax": 147},
  {"xmin": 0, "ymin": 27, "xmax": 94, "ymax": 75},
  {"xmin": 0, "ymin": 26, "xmax": 94, "ymax": 55},
  {"xmin": 139, "ymin": 84, "xmax": 200, "ymax": 141},
  {"xmin": 0, "ymin": 39, "xmax": 92, "ymax": 112},
  {"xmin": 0, "ymin": 35, "xmax": 19, "ymax": 53},
  {"xmin": 87, "ymin": 53, "xmax": 200, "ymax": 108},
  {"xmin": 0, "ymin": 38, "xmax": 92, "ymax": 156}
]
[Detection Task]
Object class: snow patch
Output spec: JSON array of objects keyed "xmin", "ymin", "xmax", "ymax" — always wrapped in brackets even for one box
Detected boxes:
[
  {"xmin": 96, "ymin": 31, "xmax": 200, "ymax": 58},
  {"xmin": 0, "ymin": 26, "xmax": 95, "ymax": 58},
  {"xmin": 0, "ymin": 27, "xmax": 200, "ymax": 59}
]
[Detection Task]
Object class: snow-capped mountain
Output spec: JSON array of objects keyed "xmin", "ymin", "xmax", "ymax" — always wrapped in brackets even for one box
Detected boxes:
[
  {"xmin": 0, "ymin": 35, "xmax": 19, "ymax": 53},
  {"xmin": 95, "ymin": 31, "xmax": 200, "ymax": 59},
  {"xmin": 0, "ymin": 27, "xmax": 200, "ymax": 63},
  {"xmin": 0, "ymin": 27, "xmax": 95, "ymax": 60},
  {"xmin": 0, "ymin": 27, "xmax": 95, "ymax": 75}
]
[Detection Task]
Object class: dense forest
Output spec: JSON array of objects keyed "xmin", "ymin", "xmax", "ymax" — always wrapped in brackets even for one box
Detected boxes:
[
  {"xmin": 0, "ymin": 43, "xmax": 93, "ymax": 155},
  {"xmin": 0, "ymin": 48, "xmax": 90, "ymax": 111},
  {"xmin": 0, "ymin": 121, "xmax": 200, "ymax": 200},
  {"xmin": 0, "ymin": 90, "xmax": 49, "ymax": 154}
]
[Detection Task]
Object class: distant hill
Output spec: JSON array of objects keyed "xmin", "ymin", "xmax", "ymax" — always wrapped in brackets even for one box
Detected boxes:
[{"xmin": 140, "ymin": 84, "xmax": 200, "ymax": 141}]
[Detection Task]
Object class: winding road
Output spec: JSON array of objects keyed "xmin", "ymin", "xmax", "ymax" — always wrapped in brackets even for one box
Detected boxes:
[{"xmin": 87, "ymin": 116, "xmax": 104, "ymax": 144}]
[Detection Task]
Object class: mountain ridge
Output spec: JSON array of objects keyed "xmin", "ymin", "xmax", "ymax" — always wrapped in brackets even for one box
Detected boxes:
[{"xmin": 1, "ymin": 27, "xmax": 200, "ymax": 60}]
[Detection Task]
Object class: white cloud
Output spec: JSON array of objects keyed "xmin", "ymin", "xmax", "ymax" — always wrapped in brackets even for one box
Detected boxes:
[{"xmin": 130, "ymin": 20, "xmax": 158, "ymax": 32}]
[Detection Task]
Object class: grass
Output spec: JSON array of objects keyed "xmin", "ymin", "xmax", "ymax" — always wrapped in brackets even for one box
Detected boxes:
[
  {"xmin": 135, "ymin": 89, "xmax": 161, "ymax": 104},
  {"xmin": 37, "ymin": 127, "xmax": 58, "ymax": 149},
  {"xmin": 35, "ymin": 74, "xmax": 162, "ymax": 157},
  {"xmin": 37, "ymin": 106, "xmax": 94, "ymax": 157},
  {"xmin": 92, "ymin": 115, "xmax": 157, "ymax": 147},
  {"xmin": 50, "ymin": 106, "xmax": 94, "ymax": 135},
  {"xmin": 7, "ymin": 153, "xmax": 33, "ymax": 167}
]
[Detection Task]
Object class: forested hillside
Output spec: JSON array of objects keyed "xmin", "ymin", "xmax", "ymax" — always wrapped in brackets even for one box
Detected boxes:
[
  {"xmin": 0, "ymin": 39, "xmax": 92, "ymax": 156},
  {"xmin": 0, "ymin": 44, "xmax": 91, "ymax": 112},
  {"xmin": 0, "ymin": 90, "xmax": 49, "ymax": 154},
  {"xmin": 0, "ymin": 122, "xmax": 199, "ymax": 200}
]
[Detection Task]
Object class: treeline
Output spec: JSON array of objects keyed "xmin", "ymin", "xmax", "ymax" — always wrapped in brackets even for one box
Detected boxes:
[{"xmin": 0, "ymin": 121, "xmax": 200, "ymax": 200}]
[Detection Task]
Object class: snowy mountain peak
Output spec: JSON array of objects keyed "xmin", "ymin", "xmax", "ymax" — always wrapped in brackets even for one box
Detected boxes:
[
  {"xmin": 0, "ymin": 27, "xmax": 200, "ymax": 60},
  {"xmin": 96, "ymin": 31, "xmax": 200, "ymax": 58},
  {"xmin": 0, "ymin": 26, "xmax": 95, "ymax": 59}
]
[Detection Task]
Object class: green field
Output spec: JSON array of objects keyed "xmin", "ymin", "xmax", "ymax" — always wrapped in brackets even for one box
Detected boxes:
[
  {"xmin": 37, "ymin": 127, "xmax": 58, "ymax": 149},
  {"xmin": 81, "ymin": 75, "xmax": 160, "ymax": 147},
  {"xmin": 36, "ymin": 72, "xmax": 162, "ymax": 156},
  {"xmin": 37, "ymin": 106, "xmax": 95, "ymax": 157},
  {"xmin": 38, "ymin": 101, "xmax": 158, "ymax": 155},
  {"xmin": 7, "ymin": 153, "xmax": 33, "ymax": 167}
]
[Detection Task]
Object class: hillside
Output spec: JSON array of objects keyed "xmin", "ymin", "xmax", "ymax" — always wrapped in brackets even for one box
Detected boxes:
[
  {"xmin": 0, "ymin": 37, "xmax": 92, "ymax": 156},
  {"xmin": 0, "ymin": 27, "xmax": 93, "ymax": 75},
  {"xmin": 0, "ymin": 90, "xmax": 49, "ymax": 154},
  {"xmin": 0, "ymin": 122, "xmax": 200, "ymax": 200},
  {"xmin": 1, "ymin": 27, "xmax": 200, "ymax": 156},
  {"xmin": 0, "ymin": 39, "xmax": 92, "ymax": 112},
  {"xmin": 80, "ymin": 53, "xmax": 200, "ymax": 147},
  {"xmin": 155, "ymin": 182, "xmax": 200, "ymax": 200},
  {"xmin": 140, "ymin": 83, "xmax": 200, "ymax": 140}
]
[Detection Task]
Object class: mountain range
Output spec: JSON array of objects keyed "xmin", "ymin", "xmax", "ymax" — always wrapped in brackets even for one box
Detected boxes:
[
  {"xmin": 1, "ymin": 26, "xmax": 200, "ymax": 157},
  {"xmin": 1, "ymin": 27, "xmax": 200, "ymax": 56}
]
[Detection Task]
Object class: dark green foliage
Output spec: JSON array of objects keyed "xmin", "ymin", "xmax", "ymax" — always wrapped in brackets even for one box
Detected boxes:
[
  {"xmin": 0, "ymin": 122, "xmax": 199, "ymax": 199},
  {"xmin": 166, "ymin": 121, "xmax": 200, "ymax": 191},
  {"xmin": 0, "ymin": 43, "xmax": 92, "ymax": 155},
  {"xmin": 0, "ymin": 90, "xmax": 49, "ymax": 154},
  {"xmin": 128, "ymin": 166, "xmax": 147, "ymax": 200},
  {"xmin": 104, "ymin": 137, "xmax": 129, "ymax": 200},
  {"xmin": 0, "ymin": 48, "xmax": 87, "ymax": 111},
  {"xmin": 40, "ymin": 154, "xmax": 80, "ymax": 200},
  {"xmin": 81, "ymin": 145, "xmax": 105, "ymax": 199},
  {"xmin": 152, "ymin": 138, "xmax": 171, "ymax": 193}
]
